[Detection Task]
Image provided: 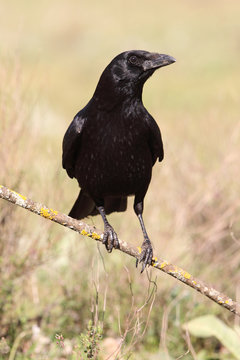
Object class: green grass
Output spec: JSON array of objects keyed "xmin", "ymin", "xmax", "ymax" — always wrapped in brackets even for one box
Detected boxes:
[{"xmin": 0, "ymin": 0, "xmax": 240, "ymax": 358}]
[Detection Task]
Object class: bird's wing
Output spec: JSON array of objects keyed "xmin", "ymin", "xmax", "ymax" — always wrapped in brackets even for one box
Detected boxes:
[
  {"xmin": 146, "ymin": 115, "xmax": 164, "ymax": 164},
  {"xmin": 62, "ymin": 113, "xmax": 86, "ymax": 178}
]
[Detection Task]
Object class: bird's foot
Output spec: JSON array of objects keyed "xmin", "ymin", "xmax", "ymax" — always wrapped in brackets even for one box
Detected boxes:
[
  {"xmin": 136, "ymin": 239, "xmax": 153, "ymax": 273},
  {"xmin": 102, "ymin": 224, "xmax": 119, "ymax": 253}
]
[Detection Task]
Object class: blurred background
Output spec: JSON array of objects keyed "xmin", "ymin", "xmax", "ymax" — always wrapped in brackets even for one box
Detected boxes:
[{"xmin": 0, "ymin": 0, "xmax": 240, "ymax": 358}]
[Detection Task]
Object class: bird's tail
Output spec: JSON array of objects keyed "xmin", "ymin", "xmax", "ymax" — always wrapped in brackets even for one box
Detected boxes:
[
  {"xmin": 69, "ymin": 190, "xmax": 95, "ymax": 220},
  {"xmin": 69, "ymin": 190, "xmax": 127, "ymax": 219}
]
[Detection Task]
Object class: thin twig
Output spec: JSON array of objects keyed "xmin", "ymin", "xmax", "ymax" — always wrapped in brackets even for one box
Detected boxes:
[{"xmin": 0, "ymin": 184, "xmax": 239, "ymax": 317}]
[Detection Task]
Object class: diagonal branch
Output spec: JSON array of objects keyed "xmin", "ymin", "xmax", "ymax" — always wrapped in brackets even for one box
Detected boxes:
[{"xmin": 0, "ymin": 184, "xmax": 239, "ymax": 317}]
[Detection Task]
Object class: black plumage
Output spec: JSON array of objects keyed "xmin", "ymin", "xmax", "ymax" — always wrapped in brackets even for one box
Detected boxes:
[{"xmin": 62, "ymin": 50, "xmax": 175, "ymax": 272}]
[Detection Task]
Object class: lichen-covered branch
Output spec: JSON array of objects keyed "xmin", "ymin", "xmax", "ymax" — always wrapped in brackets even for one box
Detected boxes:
[{"xmin": 0, "ymin": 184, "xmax": 239, "ymax": 317}]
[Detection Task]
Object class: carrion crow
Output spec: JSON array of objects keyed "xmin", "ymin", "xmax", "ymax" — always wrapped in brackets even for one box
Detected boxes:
[{"xmin": 62, "ymin": 50, "xmax": 175, "ymax": 272}]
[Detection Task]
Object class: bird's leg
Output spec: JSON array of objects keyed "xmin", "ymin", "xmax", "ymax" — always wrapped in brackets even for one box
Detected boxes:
[
  {"xmin": 134, "ymin": 200, "xmax": 153, "ymax": 273},
  {"xmin": 97, "ymin": 206, "xmax": 119, "ymax": 253}
]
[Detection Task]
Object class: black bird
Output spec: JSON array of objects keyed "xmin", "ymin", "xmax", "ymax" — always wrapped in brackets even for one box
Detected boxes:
[{"xmin": 62, "ymin": 50, "xmax": 175, "ymax": 272}]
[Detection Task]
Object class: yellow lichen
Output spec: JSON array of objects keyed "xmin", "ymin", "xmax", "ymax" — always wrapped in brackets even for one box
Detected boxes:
[
  {"xmin": 183, "ymin": 272, "xmax": 191, "ymax": 279},
  {"xmin": 91, "ymin": 232, "xmax": 101, "ymax": 240},
  {"xmin": 12, "ymin": 190, "xmax": 27, "ymax": 200},
  {"xmin": 160, "ymin": 261, "xmax": 168, "ymax": 269},
  {"xmin": 51, "ymin": 208, "xmax": 58, "ymax": 216},
  {"xmin": 40, "ymin": 207, "xmax": 58, "ymax": 220},
  {"xmin": 40, "ymin": 208, "xmax": 50, "ymax": 219},
  {"xmin": 137, "ymin": 247, "xmax": 142, "ymax": 253},
  {"xmin": 81, "ymin": 229, "xmax": 90, "ymax": 236}
]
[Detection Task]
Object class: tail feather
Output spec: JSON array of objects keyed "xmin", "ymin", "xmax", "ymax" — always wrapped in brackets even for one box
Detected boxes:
[
  {"xmin": 69, "ymin": 191, "xmax": 128, "ymax": 220},
  {"xmin": 69, "ymin": 191, "xmax": 95, "ymax": 219},
  {"xmin": 90, "ymin": 196, "xmax": 127, "ymax": 216},
  {"xmin": 106, "ymin": 196, "xmax": 127, "ymax": 214}
]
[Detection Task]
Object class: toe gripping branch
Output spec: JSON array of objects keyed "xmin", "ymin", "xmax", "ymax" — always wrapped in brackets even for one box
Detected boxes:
[
  {"xmin": 136, "ymin": 239, "xmax": 153, "ymax": 273},
  {"xmin": 97, "ymin": 206, "xmax": 120, "ymax": 252},
  {"xmin": 135, "ymin": 212, "xmax": 154, "ymax": 273}
]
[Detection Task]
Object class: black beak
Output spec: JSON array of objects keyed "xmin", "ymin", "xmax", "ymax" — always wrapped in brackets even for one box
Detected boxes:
[{"xmin": 143, "ymin": 53, "xmax": 176, "ymax": 71}]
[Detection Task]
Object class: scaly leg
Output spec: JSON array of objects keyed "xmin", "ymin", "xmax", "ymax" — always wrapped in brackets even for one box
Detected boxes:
[
  {"xmin": 134, "ymin": 200, "xmax": 153, "ymax": 273},
  {"xmin": 97, "ymin": 206, "xmax": 119, "ymax": 252}
]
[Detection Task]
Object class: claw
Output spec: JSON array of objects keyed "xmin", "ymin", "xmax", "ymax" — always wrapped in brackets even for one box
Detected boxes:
[
  {"xmin": 102, "ymin": 225, "xmax": 119, "ymax": 252},
  {"xmin": 103, "ymin": 232, "xmax": 108, "ymax": 245},
  {"xmin": 136, "ymin": 240, "xmax": 153, "ymax": 273}
]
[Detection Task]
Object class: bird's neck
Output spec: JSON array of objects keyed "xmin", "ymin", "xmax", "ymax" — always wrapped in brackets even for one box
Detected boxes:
[{"xmin": 92, "ymin": 74, "xmax": 144, "ymax": 111}]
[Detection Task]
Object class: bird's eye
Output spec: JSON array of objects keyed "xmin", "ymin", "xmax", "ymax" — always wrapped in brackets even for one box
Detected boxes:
[{"xmin": 129, "ymin": 56, "xmax": 138, "ymax": 65}]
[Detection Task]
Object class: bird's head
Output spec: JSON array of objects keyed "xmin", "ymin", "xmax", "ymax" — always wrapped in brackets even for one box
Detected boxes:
[
  {"xmin": 109, "ymin": 50, "xmax": 176, "ymax": 85},
  {"xmin": 93, "ymin": 50, "xmax": 176, "ymax": 107}
]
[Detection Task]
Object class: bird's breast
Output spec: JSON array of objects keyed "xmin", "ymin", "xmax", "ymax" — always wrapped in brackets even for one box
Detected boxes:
[
  {"xmin": 75, "ymin": 111, "xmax": 153, "ymax": 196},
  {"xmin": 76, "ymin": 128, "xmax": 152, "ymax": 197}
]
